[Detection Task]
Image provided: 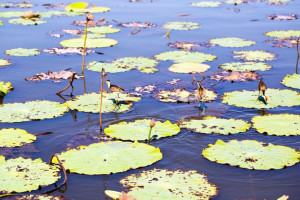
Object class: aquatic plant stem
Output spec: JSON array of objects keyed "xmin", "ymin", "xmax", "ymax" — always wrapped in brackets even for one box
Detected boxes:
[
  {"xmin": 296, "ymin": 37, "xmax": 299, "ymax": 74},
  {"xmin": 56, "ymin": 73, "xmax": 75, "ymax": 95},
  {"xmin": 81, "ymin": 21, "xmax": 88, "ymax": 74},
  {"xmin": 99, "ymin": 68, "xmax": 105, "ymax": 131},
  {"xmin": 147, "ymin": 127, "xmax": 153, "ymax": 145}
]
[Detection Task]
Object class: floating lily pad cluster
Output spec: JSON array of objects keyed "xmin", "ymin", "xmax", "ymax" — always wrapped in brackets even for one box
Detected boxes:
[
  {"xmin": 5, "ymin": 48, "xmax": 41, "ymax": 56},
  {"xmin": 0, "ymin": 128, "xmax": 36, "ymax": 147}
]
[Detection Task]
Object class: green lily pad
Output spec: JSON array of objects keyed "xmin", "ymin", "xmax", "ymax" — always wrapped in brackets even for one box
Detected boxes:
[
  {"xmin": 80, "ymin": 33, "xmax": 106, "ymax": 39},
  {"xmin": 0, "ymin": 21, "xmax": 3, "ymax": 25},
  {"xmin": 157, "ymin": 88, "xmax": 217, "ymax": 103},
  {"xmin": 8, "ymin": 18, "xmax": 47, "ymax": 25},
  {"xmin": 88, "ymin": 26, "xmax": 120, "ymax": 34},
  {"xmin": 203, "ymin": 139, "xmax": 300, "ymax": 170},
  {"xmin": 66, "ymin": 92, "xmax": 141, "ymax": 113},
  {"xmin": 5, "ymin": 48, "xmax": 41, "ymax": 56},
  {"xmin": 180, "ymin": 116, "xmax": 250, "ymax": 135},
  {"xmin": 0, "ymin": 11, "xmax": 25, "ymax": 18},
  {"xmin": 0, "ymin": 100, "xmax": 69, "ymax": 123},
  {"xmin": 190, "ymin": 1, "xmax": 223, "ymax": 7},
  {"xmin": 210, "ymin": 37, "xmax": 256, "ymax": 48},
  {"xmin": 162, "ymin": 21, "xmax": 200, "ymax": 30},
  {"xmin": 104, "ymin": 119, "xmax": 180, "ymax": 141},
  {"xmin": 52, "ymin": 141, "xmax": 162, "ymax": 175},
  {"xmin": 0, "ymin": 157, "xmax": 61, "ymax": 193},
  {"xmin": 233, "ymin": 50, "xmax": 276, "ymax": 61},
  {"xmin": 0, "ymin": 59, "xmax": 11, "ymax": 67},
  {"xmin": 252, "ymin": 114, "xmax": 300, "ymax": 136},
  {"xmin": 222, "ymin": 88, "xmax": 300, "ymax": 109},
  {"xmin": 87, "ymin": 62, "xmax": 130, "ymax": 73},
  {"xmin": 0, "ymin": 81, "xmax": 13, "ymax": 96},
  {"xmin": 219, "ymin": 62, "xmax": 272, "ymax": 72},
  {"xmin": 265, "ymin": 30, "xmax": 300, "ymax": 38},
  {"xmin": 169, "ymin": 62, "xmax": 210, "ymax": 73},
  {"xmin": 60, "ymin": 38, "xmax": 118, "ymax": 48},
  {"xmin": 0, "ymin": 128, "xmax": 36, "ymax": 147},
  {"xmin": 154, "ymin": 50, "xmax": 217, "ymax": 63},
  {"xmin": 65, "ymin": 2, "xmax": 110, "ymax": 13},
  {"xmin": 39, "ymin": 10, "xmax": 82, "ymax": 18},
  {"xmin": 281, "ymin": 73, "xmax": 300, "ymax": 89},
  {"xmin": 120, "ymin": 169, "xmax": 218, "ymax": 200}
]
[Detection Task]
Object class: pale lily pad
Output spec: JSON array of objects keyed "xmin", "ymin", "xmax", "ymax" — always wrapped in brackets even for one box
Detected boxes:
[
  {"xmin": 39, "ymin": 10, "xmax": 82, "ymax": 18},
  {"xmin": 0, "ymin": 81, "xmax": 13, "ymax": 96},
  {"xmin": 190, "ymin": 1, "xmax": 223, "ymax": 7},
  {"xmin": 79, "ymin": 33, "xmax": 106, "ymax": 39},
  {"xmin": 180, "ymin": 116, "xmax": 250, "ymax": 135},
  {"xmin": 0, "ymin": 157, "xmax": 61, "ymax": 193},
  {"xmin": 157, "ymin": 88, "xmax": 217, "ymax": 103},
  {"xmin": 8, "ymin": 18, "xmax": 47, "ymax": 25},
  {"xmin": 0, "ymin": 21, "xmax": 3, "ymax": 25},
  {"xmin": 0, "ymin": 128, "xmax": 36, "ymax": 147},
  {"xmin": 265, "ymin": 30, "xmax": 300, "ymax": 38},
  {"xmin": 87, "ymin": 62, "xmax": 130, "ymax": 73},
  {"xmin": 233, "ymin": 50, "xmax": 276, "ymax": 61},
  {"xmin": 104, "ymin": 119, "xmax": 180, "ymax": 141},
  {"xmin": 0, "ymin": 100, "xmax": 69, "ymax": 123},
  {"xmin": 210, "ymin": 37, "xmax": 256, "ymax": 48},
  {"xmin": 219, "ymin": 62, "xmax": 272, "ymax": 72},
  {"xmin": 52, "ymin": 141, "xmax": 162, "ymax": 175},
  {"xmin": 0, "ymin": 11, "xmax": 25, "ymax": 18},
  {"xmin": 222, "ymin": 89, "xmax": 300, "ymax": 109},
  {"xmin": 66, "ymin": 92, "xmax": 141, "ymax": 113},
  {"xmin": 252, "ymin": 114, "xmax": 300, "ymax": 136},
  {"xmin": 5, "ymin": 48, "xmax": 41, "ymax": 56},
  {"xmin": 120, "ymin": 169, "xmax": 218, "ymax": 200},
  {"xmin": 60, "ymin": 38, "xmax": 118, "ymax": 48},
  {"xmin": 154, "ymin": 51, "xmax": 217, "ymax": 63},
  {"xmin": 65, "ymin": 2, "xmax": 110, "ymax": 13},
  {"xmin": 88, "ymin": 26, "xmax": 120, "ymax": 34},
  {"xmin": 225, "ymin": 0, "xmax": 245, "ymax": 4},
  {"xmin": 169, "ymin": 62, "xmax": 210, "ymax": 73},
  {"xmin": 281, "ymin": 74, "xmax": 300, "ymax": 89},
  {"xmin": 0, "ymin": 59, "xmax": 11, "ymax": 68},
  {"xmin": 162, "ymin": 21, "xmax": 200, "ymax": 30},
  {"xmin": 203, "ymin": 139, "xmax": 300, "ymax": 170}
]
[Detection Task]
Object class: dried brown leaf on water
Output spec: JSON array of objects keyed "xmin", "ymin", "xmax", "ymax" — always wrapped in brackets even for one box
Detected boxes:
[
  {"xmin": 134, "ymin": 85, "xmax": 156, "ymax": 93},
  {"xmin": 168, "ymin": 41, "xmax": 213, "ymax": 50},
  {"xmin": 73, "ymin": 19, "xmax": 108, "ymax": 27},
  {"xmin": 119, "ymin": 192, "xmax": 137, "ymax": 200},
  {"xmin": 265, "ymin": 38, "xmax": 299, "ymax": 48},
  {"xmin": 42, "ymin": 3, "xmax": 67, "ymax": 9},
  {"xmin": 48, "ymin": 33, "xmax": 63, "ymax": 38},
  {"xmin": 43, "ymin": 47, "xmax": 95, "ymax": 55},
  {"xmin": 21, "ymin": 10, "xmax": 40, "ymax": 19},
  {"xmin": 25, "ymin": 69, "xmax": 84, "ymax": 82},
  {"xmin": 210, "ymin": 71, "xmax": 259, "ymax": 82},
  {"xmin": 268, "ymin": 14, "xmax": 297, "ymax": 20},
  {"xmin": 62, "ymin": 29, "xmax": 83, "ymax": 35},
  {"xmin": 118, "ymin": 22, "xmax": 156, "ymax": 28},
  {"xmin": 166, "ymin": 79, "xmax": 181, "ymax": 85}
]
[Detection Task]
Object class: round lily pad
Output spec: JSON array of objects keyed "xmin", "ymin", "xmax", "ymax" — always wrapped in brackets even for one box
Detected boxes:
[
  {"xmin": 53, "ymin": 141, "xmax": 162, "ymax": 175},
  {"xmin": 203, "ymin": 139, "xmax": 300, "ymax": 170},
  {"xmin": 222, "ymin": 89, "xmax": 300, "ymax": 109},
  {"xmin": 169, "ymin": 62, "xmax": 210, "ymax": 73},
  {"xmin": 252, "ymin": 114, "xmax": 300, "ymax": 136},
  {"xmin": 8, "ymin": 18, "xmax": 47, "ymax": 25},
  {"xmin": 60, "ymin": 38, "xmax": 118, "ymax": 48},
  {"xmin": 5, "ymin": 48, "xmax": 41, "ymax": 56},
  {"xmin": 66, "ymin": 92, "xmax": 141, "ymax": 113},
  {"xmin": 281, "ymin": 73, "xmax": 300, "ymax": 89},
  {"xmin": 162, "ymin": 21, "xmax": 200, "ymax": 30},
  {"xmin": 154, "ymin": 51, "xmax": 217, "ymax": 63},
  {"xmin": 88, "ymin": 26, "xmax": 120, "ymax": 34},
  {"xmin": 0, "ymin": 21, "xmax": 3, "ymax": 25},
  {"xmin": 0, "ymin": 128, "xmax": 36, "ymax": 147},
  {"xmin": 190, "ymin": 1, "xmax": 222, "ymax": 7},
  {"xmin": 87, "ymin": 62, "xmax": 130, "ymax": 73},
  {"xmin": 120, "ymin": 169, "xmax": 218, "ymax": 200},
  {"xmin": 0, "ymin": 81, "xmax": 13, "ymax": 96},
  {"xmin": 0, "ymin": 59, "xmax": 11, "ymax": 67},
  {"xmin": 210, "ymin": 37, "xmax": 256, "ymax": 48},
  {"xmin": 65, "ymin": 2, "xmax": 110, "ymax": 13},
  {"xmin": 0, "ymin": 100, "xmax": 69, "ymax": 123},
  {"xmin": 233, "ymin": 50, "xmax": 276, "ymax": 61},
  {"xmin": 265, "ymin": 30, "xmax": 300, "ymax": 38},
  {"xmin": 104, "ymin": 119, "xmax": 180, "ymax": 141},
  {"xmin": 219, "ymin": 62, "xmax": 272, "ymax": 72},
  {"xmin": 0, "ymin": 157, "xmax": 61, "ymax": 193},
  {"xmin": 180, "ymin": 116, "xmax": 250, "ymax": 135},
  {"xmin": 0, "ymin": 11, "xmax": 25, "ymax": 18}
]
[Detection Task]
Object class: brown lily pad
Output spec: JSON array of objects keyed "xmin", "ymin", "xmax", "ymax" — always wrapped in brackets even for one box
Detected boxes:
[
  {"xmin": 168, "ymin": 41, "xmax": 213, "ymax": 50},
  {"xmin": 210, "ymin": 71, "xmax": 259, "ymax": 82},
  {"xmin": 118, "ymin": 22, "xmax": 156, "ymax": 28},
  {"xmin": 268, "ymin": 14, "xmax": 297, "ymax": 20},
  {"xmin": 265, "ymin": 38, "xmax": 299, "ymax": 48},
  {"xmin": 43, "ymin": 47, "xmax": 95, "ymax": 55},
  {"xmin": 73, "ymin": 19, "xmax": 108, "ymax": 27},
  {"xmin": 25, "ymin": 69, "xmax": 83, "ymax": 82}
]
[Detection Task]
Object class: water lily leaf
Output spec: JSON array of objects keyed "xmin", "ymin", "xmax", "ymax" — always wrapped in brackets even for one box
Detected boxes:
[
  {"xmin": 210, "ymin": 71, "xmax": 259, "ymax": 82},
  {"xmin": 0, "ymin": 21, "xmax": 3, "ymax": 25},
  {"xmin": 79, "ymin": 33, "xmax": 106, "ymax": 38},
  {"xmin": 43, "ymin": 47, "xmax": 94, "ymax": 55},
  {"xmin": 66, "ymin": 92, "xmax": 141, "ymax": 113},
  {"xmin": 39, "ymin": 10, "xmax": 82, "ymax": 18},
  {"xmin": 88, "ymin": 26, "xmax": 120, "ymax": 34},
  {"xmin": 120, "ymin": 169, "xmax": 218, "ymax": 200},
  {"xmin": 8, "ymin": 18, "xmax": 47, "ymax": 25},
  {"xmin": 0, "ymin": 11, "xmax": 25, "ymax": 18},
  {"xmin": 169, "ymin": 62, "xmax": 210, "ymax": 73},
  {"xmin": 5, "ymin": 48, "xmax": 41, "ymax": 56},
  {"xmin": 0, "ymin": 128, "xmax": 36, "ymax": 147},
  {"xmin": 225, "ymin": 0, "xmax": 246, "ymax": 4},
  {"xmin": 162, "ymin": 21, "xmax": 200, "ymax": 30},
  {"xmin": 118, "ymin": 22, "xmax": 156, "ymax": 28},
  {"xmin": 157, "ymin": 88, "xmax": 217, "ymax": 103},
  {"xmin": 60, "ymin": 38, "xmax": 118, "ymax": 48},
  {"xmin": 154, "ymin": 50, "xmax": 217, "ymax": 63},
  {"xmin": 180, "ymin": 116, "xmax": 250, "ymax": 135},
  {"xmin": 25, "ymin": 70, "xmax": 83, "ymax": 82},
  {"xmin": 104, "ymin": 119, "xmax": 180, "ymax": 141},
  {"xmin": 233, "ymin": 50, "xmax": 276, "ymax": 61},
  {"xmin": 190, "ymin": 1, "xmax": 223, "ymax": 7},
  {"xmin": 0, "ymin": 2, "xmax": 34, "ymax": 8},
  {"xmin": 281, "ymin": 74, "xmax": 300, "ymax": 89},
  {"xmin": 87, "ymin": 62, "xmax": 130, "ymax": 73},
  {"xmin": 65, "ymin": 2, "xmax": 110, "ymax": 13},
  {"xmin": 0, "ymin": 100, "xmax": 69, "ymax": 123},
  {"xmin": 252, "ymin": 114, "xmax": 300, "ymax": 136},
  {"xmin": 0, "ymin": 157, "xmax": 61, "ymax": 193},
  {"xmin": 0, "ymin": 81, "xmax": 13, "ymax": 96},
  {"xmin": 6, "ymin": 194, "xmax": 70, "ymax": 200},
  {"xmin": 202, "ymin": 139, "xmax": 300, "ymax": 170},
  {"xmin": 219, "ymin": 62, "xmax": 272, "ymax": 72},
  {"xmin": 210, "ymin": 37, "xmax": 256, "ymax": 47},
  {"xmin": 268, "ymin": 14, "xmax": 297, "ymax": 20},
  {"xmin": 0, "ymin": 59, "xmax": 11, "ymax": 68},
  {"xmin": 265, "ymin": 30, "xmax": 300, "ymax": 38},
  {"xmin": 222, "ymin": 89, "xmax": 300, "ymax": 109},
  {"xmin": 52, "ymin": 141, "xmax": 162, "ymax": 175}
]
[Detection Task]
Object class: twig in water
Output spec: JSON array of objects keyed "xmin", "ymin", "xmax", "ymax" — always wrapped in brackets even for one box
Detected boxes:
[
  {"xmin": 131, "ymin": 26, "xmax": 141, "ymax": 35},
  {"xmin": 33, "ymin": 132, "xmax": 53, "ymax": 136}
]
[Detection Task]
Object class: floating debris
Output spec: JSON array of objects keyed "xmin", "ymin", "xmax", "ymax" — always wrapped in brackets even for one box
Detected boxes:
[
  {"xmin": 210, "ymin": 71, "xmax": 259, "ymax": 82},
  {"xmin": 25, "ymin": 70, "xmax": 83, "ymax": 82}
]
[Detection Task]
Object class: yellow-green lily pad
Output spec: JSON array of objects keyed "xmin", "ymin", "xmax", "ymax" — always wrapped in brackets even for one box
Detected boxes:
[
  {"xmin": 5, "ymin": 48, "xmax": 41, "ymax": 56},
  {"xmin": 252, "ymin": 114, "xmax": 300, "ymax": 136},
  {"xmin": 154, "ymin": 50, "xmax": 217, "ymax": 63},
  {"xmin": 190, "ymin": 1, "xmax": 223, "ymax": 7},
  {"xmin": 0, "ymin": 100, "xmax": 69, "ymax": 123},
  {"xmin": 265, "ymin": 30, "xmax": 300, "ymax": 38},
  {"xmin": 162, "ymin": 21, "xmax": 200, "ymax": 30},
  {"xmin": 210, "ymin": 37, "xmax": 256, "ymax": 48},
  {"xmin": 219, "ymin": 62, "xmax": 272, "ymax": 72},
  {"xmin": 52, "ymin": 141, "xmax": 162, "ymax": 175},
  {"xmin": 88, "ymin": 26, "xmax": 120, "ymax": 34},
  {"xmin": 0, "ymin": 11, "xmax": 25, "ymax": 18},
  {"xmin": 0, "ymin": 21, "xmax": 3, "ymax": 25},
  {"xmin": 60, "ymin": 38, "xmax": 118, "ymax": 48},
  {"xmin": 0, "ymin": 81, "xmax": 13, "ymax": 96},
  {"xmin": 180, "ymin": 116, "xmax": 250, "ymax": 135},
  {"xmin": 65, "ymin": 2, "xmax": 110, "ymax": 13},
  {"xmin": 0, "ymin": 59, "xmax": 11, "ymax": 68},
  {"xmin": 8, "ymin": 18, "xmax": 47, "ymax": 25},
  {"xmin": 225, "ymin": 0, "xmax": 245, "ymax": 4},
  {"xmin": 87, "ymin": 62, "xmax": 130, "ymax": 73},
  {"xmin": 80, "ymin": 33, "xmax": 106, "ymax": 39},
  {"xmin": 169, "ymin": 62, "xmax": 210, "ymax": 73},
  {"xmin": 104, "ymin": 119, "xmax": 180, "ymax": 141},
  {"xmin": 0, "ymin": 128, "xmax": 36, "ymax": 147},
  {"xmin": 203, "ymin": 139, "xmax": 300, "ymax": 170},
  {"xmin": 233, "ymin": 50, "xmax": 276, "ymax": 61},
  {"xmin": 281, "ymin": 73, "xmax": 300, "ymax": 89}
]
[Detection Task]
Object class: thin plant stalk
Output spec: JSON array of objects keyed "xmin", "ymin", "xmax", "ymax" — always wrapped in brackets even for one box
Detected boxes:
[
  {"xmin": 147, "ymin": 126, "xmax": 153, "ymax": 145},
  {"xmin": 81, "ymin": 21, "xmax": 88, "ymax": 74},
  {"xmin": 99, "ymin": 68, "xmax": 105, "ymax": 131},
  {"xmin": 296, "ymin": 37, "xmax": 299, "ymax": 74}
]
